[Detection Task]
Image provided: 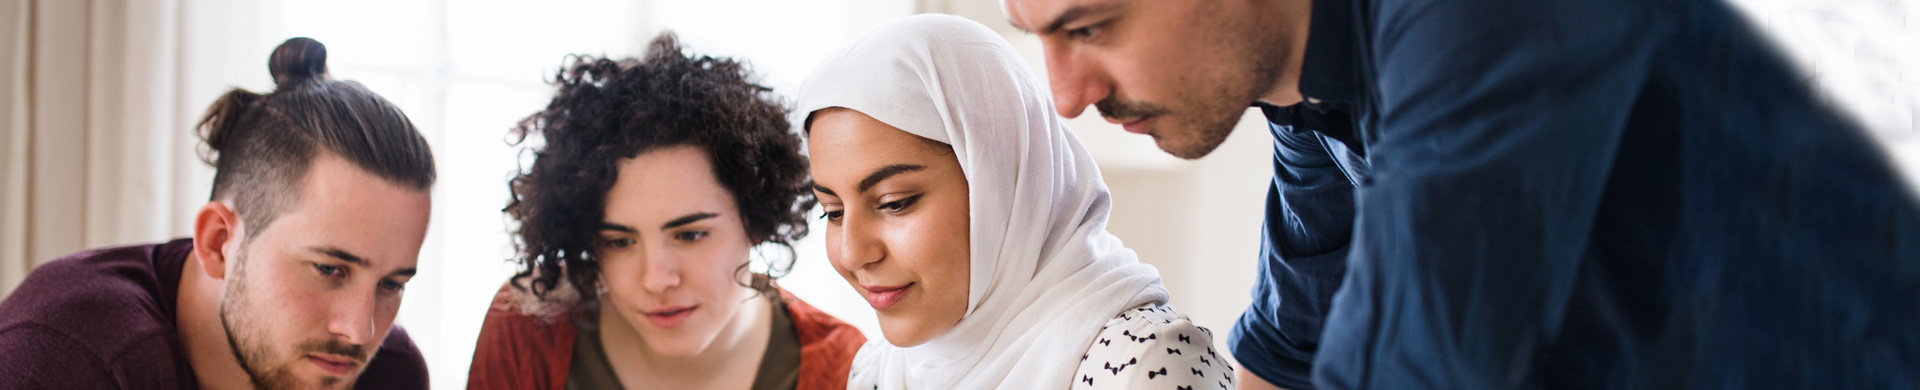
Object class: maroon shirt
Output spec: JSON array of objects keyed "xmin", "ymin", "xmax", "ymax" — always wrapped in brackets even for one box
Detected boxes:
[{"xmin": 0, "ymin": 239, "xmax": 429, "ymax": 389}]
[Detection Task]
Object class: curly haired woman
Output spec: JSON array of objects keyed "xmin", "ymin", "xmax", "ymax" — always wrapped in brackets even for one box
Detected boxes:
[{"xmin": 466, "ymin": 33, "xmax": 864, "ymax": 390}]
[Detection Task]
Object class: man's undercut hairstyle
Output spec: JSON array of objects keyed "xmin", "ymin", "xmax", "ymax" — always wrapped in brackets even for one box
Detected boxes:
[
  {"xmin": 505, "ymin": 32, "xmax": 814, "ymax": 325},
  {"xmin": 195, "ymin": 37, "xmax": 437, "ymax": 240}
]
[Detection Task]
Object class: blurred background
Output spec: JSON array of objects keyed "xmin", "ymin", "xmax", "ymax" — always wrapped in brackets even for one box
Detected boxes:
[{"xmin": 0, "ymin": 0, "xmax": 1914, "ymax": 387}]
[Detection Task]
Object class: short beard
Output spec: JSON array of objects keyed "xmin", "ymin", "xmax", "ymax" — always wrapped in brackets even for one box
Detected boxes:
[
  {"xmin": 1097, "ymin": 85, "xmax": 1243, "ymax": 160},
  {"xmin": 1096, "ymin": 13, "xmax": 1285, "ymax": 160},
  {"xmin": 221, "ymin": 252, "xmax": 295, "ymax": 389},
  {"xmin": 219, "ymin": 252, "xmax": 369, "ymax": 389},
  {"xmin": 1157, "ymin": 0, "xmax": 1296, "ymax": 160}
]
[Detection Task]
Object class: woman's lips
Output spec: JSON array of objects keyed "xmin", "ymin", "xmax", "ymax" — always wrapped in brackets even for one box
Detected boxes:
[
  {"xmin": 644, "ymin": 305, "xmax": 697, "ymax": 329},
  {"xmin": 306, "ymin": 354, "xmax": 356, "ymax": 376},
  {"xmin": 862, "ymin": 283, "xmax": 913, "ymax": 310}
]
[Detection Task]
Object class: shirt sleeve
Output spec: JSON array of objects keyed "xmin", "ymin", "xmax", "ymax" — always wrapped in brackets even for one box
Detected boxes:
[
  {"xmin": 0, "ymin": 326, "xmax": 123, "ymax": 389},
  {"xmin": 1230, "ymin": 113, "xmax": 1360, "ymax": 390},
  {"xmin": 1311, "ymin": 0, "xmax": 1657, "ymax": 388},
  {"xmin": 1077, "ymin": 307, "xmax": 1238, "ymax": 390}
]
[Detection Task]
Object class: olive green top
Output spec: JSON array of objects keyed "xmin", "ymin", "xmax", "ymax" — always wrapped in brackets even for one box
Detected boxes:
[{"xmin": 566, "ymin": 297, "xmax": 800, "ymax": 390}]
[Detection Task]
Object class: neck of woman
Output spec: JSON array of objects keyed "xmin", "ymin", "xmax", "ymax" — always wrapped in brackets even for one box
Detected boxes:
[{"xmin": 598, "ymin": 288, "xmax": 773, "ymax": 386}]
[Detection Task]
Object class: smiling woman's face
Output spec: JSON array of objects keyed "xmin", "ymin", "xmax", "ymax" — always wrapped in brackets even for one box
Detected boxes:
[
  {"xmin": 808, "ymin": 108, "xmax": 971, "ymax": 347},
  {"xmin": 595, "ymin": 145, "xmax": 758, "ymax": 357}
]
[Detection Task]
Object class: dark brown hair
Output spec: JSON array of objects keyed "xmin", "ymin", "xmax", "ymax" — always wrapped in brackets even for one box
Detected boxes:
[
  {"xmin": 505, "ymin": 33, "xmax": 813, "ymax": 324},
  {"xmin": 196, "ymin": 38, "xmax": 436, "ymax": 240}
]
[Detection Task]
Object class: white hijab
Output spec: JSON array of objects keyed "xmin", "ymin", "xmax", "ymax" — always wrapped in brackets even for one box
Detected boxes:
[{"xmin": 796, "ymin": 14, "xmax": 1170, "ymax": 389}]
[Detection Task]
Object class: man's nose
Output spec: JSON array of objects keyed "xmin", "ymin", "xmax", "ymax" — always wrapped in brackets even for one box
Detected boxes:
[
  {"xmin": 326, "ymin": 289, "xmax": 377, "ymax": 346},
  {"xmin": 1044, "ymin": 44, "xmax": 1110, "ymax": 119}
]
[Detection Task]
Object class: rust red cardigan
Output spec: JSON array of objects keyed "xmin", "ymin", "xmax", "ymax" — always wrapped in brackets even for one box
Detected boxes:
[{"xmin": 466, "ymin": 285, "xmax": 865, "ymax": 390}]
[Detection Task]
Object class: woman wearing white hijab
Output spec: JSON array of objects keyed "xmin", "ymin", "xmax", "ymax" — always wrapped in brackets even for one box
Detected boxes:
[{"xmin": 796, "ymin": 14, "xmax": 1237, "ymax": 389}]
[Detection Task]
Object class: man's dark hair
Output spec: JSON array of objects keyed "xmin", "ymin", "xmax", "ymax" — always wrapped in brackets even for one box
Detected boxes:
[
  {"xmin": 505, "ymin": 33, "xmax": 814, "ymax": 324},
  {"xmin": 196, "ymin": 37, "xmax": 437, "ymax": 239}
]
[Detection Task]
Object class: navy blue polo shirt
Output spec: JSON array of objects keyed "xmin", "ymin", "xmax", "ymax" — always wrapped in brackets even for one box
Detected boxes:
[{"xmin": 1227, "ymin": 0, "xmax": 1920, "ymax": 388}]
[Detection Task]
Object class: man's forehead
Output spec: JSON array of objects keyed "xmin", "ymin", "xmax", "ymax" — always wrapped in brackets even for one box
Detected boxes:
[
  {"xmin": 286, "ymin": 154, "xmax": 431, "ymax": 267},
  {"xmin": 1004, "ymin": 0, "xmax": 1118, "ymax": 33},
  {"xmin": 1003, "ymin": 0, "xmax": 1060, "ymax": 30}
]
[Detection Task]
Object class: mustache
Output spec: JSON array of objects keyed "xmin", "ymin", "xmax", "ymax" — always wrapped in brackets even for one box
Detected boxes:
[
  {"xmin": 1095, "ymin": 95, "xmax": 1170, "ymax": 122},
  {"xmin": 300, "ymin": 339, "xmax": 370, "ymax": 363}
]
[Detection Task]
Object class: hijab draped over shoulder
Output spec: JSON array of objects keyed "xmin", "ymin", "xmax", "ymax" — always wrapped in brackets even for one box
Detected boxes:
[{"xmin": 795, "ymin": 14, "xmax": 1170, "ymax": 389}]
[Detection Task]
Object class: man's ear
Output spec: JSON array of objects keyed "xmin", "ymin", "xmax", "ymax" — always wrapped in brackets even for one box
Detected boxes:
[{"xmin": 192, "ymin": 201, "xmax": 240, "ymax": 280}]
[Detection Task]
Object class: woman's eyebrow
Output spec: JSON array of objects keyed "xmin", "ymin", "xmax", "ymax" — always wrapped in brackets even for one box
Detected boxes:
[
  {"xmin": 661, "ymin": 212, "xmax": 720, "ymax": 230},
  {"xmin": 858, "ymin": 164, "xmax": 926, "ymax": 193},
  {"xmin": 599, "ymin": 222, "xmax": 636, "ymax": 233}
]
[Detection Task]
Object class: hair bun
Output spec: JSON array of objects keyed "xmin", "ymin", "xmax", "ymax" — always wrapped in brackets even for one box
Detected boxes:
[{"xmin": 269, "ymin": 37, "xmax": 329, "ymax": 89}]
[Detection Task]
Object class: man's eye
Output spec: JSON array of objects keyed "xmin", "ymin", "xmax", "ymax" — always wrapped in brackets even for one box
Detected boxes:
[
  {"xmin": 378, "ymin": 280, "xmax": 406, "ymax": 293},
  {"xmin": 1067, "ymin": 24, "xmax": 1100, "ymax": 40},
  {"xmin": 313, "ymin": 264, "xmax": 343, "ymax": 277},
  {"xmin": 674, "ymin": 231, "xmax": 708, "ymax": 242}
]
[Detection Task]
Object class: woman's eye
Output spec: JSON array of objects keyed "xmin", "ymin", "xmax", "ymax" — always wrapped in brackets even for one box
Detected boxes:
[
  {"xmin": 674, "ymin": 231, "xmax": 708, "ymax": 242},
  {"xmin": 820, "ymin": 210, "xmax": 845, "ymax": 222},
  {"xmin": 313, "ymin": 263, "xmax": 343, "ymax": 277},
  {"xmin": 878, "ymin": 195, "xmax": 921, "ymax": 213},
  {"xmin": 602, "ymin": 238, "xmax": 635, "ymax": 249}
]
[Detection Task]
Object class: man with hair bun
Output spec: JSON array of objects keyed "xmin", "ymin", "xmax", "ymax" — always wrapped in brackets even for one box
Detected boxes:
[{"xmin": 0, "ymin": 37, "xmax": 434, "ymax": 390}]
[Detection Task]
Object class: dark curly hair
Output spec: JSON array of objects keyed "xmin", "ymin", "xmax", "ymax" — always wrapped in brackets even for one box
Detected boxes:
[{"xmin": 504, "ymin": 33, "xmax": 814, "ymax": 324}]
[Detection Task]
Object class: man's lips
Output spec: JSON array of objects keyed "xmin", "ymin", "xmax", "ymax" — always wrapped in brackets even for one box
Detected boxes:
[
  {"xmin": 1107, "ymin": 115, "xmax": 1152, "ymax": 134},
  {"xmin": 861, "ymin": 283, "xmax": 913, "ymax": 310},
  {"xmin": 306, "ymin": 354, "xmax": 358, "ymax": 376},
  {"xmin": 643, "ymin": 305, "xmax": 698, "ymax": 328}
]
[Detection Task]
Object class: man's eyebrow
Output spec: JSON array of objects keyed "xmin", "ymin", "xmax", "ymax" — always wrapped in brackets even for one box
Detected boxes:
[
  {"xmin": 662, "ymin": 212, "xmax": 720, "ymax": 230},
  {"xmin": 1037, "ymin": 4, "xmax": 1115, "ymax": 35},
  {"xmin": 858, "ymin": 164, "xmax": 927, "ymax": 193},
  {"xmin": 311, "ymin": 246, "xmax": 415, "ymax": 277},
  {"xmin": 600, "ymin": 222, "xmax": 636, "ymax": 233},
  {"xmin": 310, "ymin": 246, "xmax": 369, "ymax": 267}
]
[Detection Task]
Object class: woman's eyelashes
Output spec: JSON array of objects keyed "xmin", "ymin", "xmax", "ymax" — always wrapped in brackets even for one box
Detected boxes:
[
  {"xmin": 598, "ymin": 231, "xmax": 705, "ymax": 249},
  {"xmin": 820, "ymin": 194, "xmax": 922, "ymax": 223},
  {"xmin": 877, "ymin": 195, "xmax": 922, "ymax": 214},
  {"xmin": 673, "ymin": 230, "xmax": 709, "ymax": 243},
  {"xmin": 601, "ymin": 236, "xmax": 636, "ymax": 250}
]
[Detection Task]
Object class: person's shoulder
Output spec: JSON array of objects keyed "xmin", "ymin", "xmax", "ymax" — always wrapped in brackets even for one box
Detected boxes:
[
  {"xmin": 779, "ymin": 289, "xmax": 867, "ymax": 390},
  {"xmin": 466, "ymin": 280, "xmax": 578, "ymax": 390},
  {"xmin": 844, "ymin": 338, "xmax": 893, "ymax": 390},
  {"xmin": 0, "ymin": 242, "xmax": 182, "ymax": 378},
  {"xmin": 1073, "ymin": 305, "xmax": 1237, "ymax": 389},
  {"xmin": 0, "ymin": 324, "xmax": 132, "ymax": 389},
  {"xmin": 2, "ymin": 242, "xmax": 171, "ymax": 318},
  {"xmin": 356, "ymin": 325, "xmax": 431, "ymax": 390},
  {"xmin": 478, "ymin": 280, "xmax": 579, "ymax": 340},
  {"xmin": 779, "ymin": 289, "xmax": 867, "ymax": 353}
]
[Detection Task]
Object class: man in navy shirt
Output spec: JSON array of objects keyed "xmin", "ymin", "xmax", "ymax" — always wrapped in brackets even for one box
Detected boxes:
[
  {"xmin": 0, "ymin": 38, "xmax": 433, "ymax": 389},
  {"xmin": 1006, "ymin": 0, "xmax": 1920, "ymax": 388}
]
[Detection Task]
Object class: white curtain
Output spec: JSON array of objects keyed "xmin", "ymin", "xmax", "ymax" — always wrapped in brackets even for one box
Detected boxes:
[{"xmin": 0, "ymin": 0, "xmax": 284, "ymax": 297}]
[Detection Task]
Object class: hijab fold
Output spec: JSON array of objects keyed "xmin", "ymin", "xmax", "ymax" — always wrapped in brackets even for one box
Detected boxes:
[{"xmin": 796, "ymin": 14, "xmax": 1170, "ymax": 389}]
